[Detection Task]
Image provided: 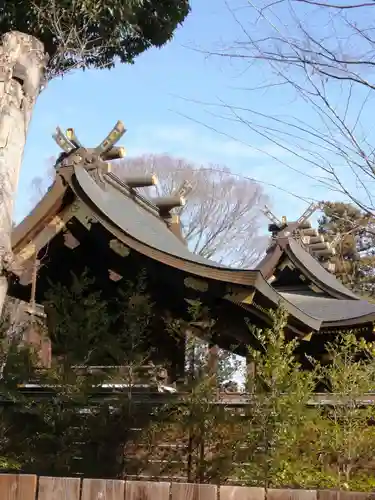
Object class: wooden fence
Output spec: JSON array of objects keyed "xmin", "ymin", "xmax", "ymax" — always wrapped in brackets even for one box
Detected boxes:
[{"xmin": 1, "ymin": 474, "xmax": 375, "ymax": 500}]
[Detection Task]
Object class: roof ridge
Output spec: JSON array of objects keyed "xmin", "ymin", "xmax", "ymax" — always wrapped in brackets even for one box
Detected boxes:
[{"xmin": 105, "ymin": 172, "xmax": 161, "ymax": 218}]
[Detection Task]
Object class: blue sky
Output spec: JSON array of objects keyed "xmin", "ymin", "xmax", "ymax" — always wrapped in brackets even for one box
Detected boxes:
[{"xmin": 15, "ymin": 0, "xmax": 353, "ymax": 225}]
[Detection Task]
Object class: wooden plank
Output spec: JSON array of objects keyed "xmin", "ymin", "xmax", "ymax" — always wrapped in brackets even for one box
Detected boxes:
[
  {"xmin": 342, "ymin": 493, "xmax": 375, "ymax": 500},
  {"xmin": 318, "ymin": 492, "xmax": 375, "ymax": 500},
  {"xmin": 0, "ymin": 474, "xmax": 37, "ymax": 500},
  {"xmin": 125, "ymin": 481, "xmax": 170, "ymax": 500},
  {"xmin": 170, "ymin": 482, "xmax": 217, "ymax": 500},
  {"xmin": 220, "ymin": 485, "xmax": 264, "ymax": 500},
  {"xmin": 317, "ymin": 491, "xmax": 338, "ymax": 500},
  {"xmin": 268, "ymin": 490, "xmax": 317, "ymax": 500},
  {"xmin": 81, "ymin": 478, "xmax": 125, "ymax": 500},
  {"xmin": 38, "ymin": 476, "xmax": 81, "ymax": 500}
]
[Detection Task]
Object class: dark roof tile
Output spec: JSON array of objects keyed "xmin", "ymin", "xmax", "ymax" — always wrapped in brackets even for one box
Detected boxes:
[
  {"xmin": 287, "ymin": 238, "xmax": 358, "ymax": 299},
  {"xmin": 281, "ymin": 291, "xmax": 375, "ymax": 322},
  {"xmin": 75, "ymin": 167, "xmax": 228, "ymax": 268}
]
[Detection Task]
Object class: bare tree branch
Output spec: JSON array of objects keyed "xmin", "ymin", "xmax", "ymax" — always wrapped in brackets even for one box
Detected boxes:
[
  {"xmin": 114, "ymin": 155, "xmax": 269, "ymax": 268},
  {"xmin": 286, "ymin": 0, "xmax": 375, "ymax": 9},
  {"xmin": 196, "ymin": 0, "xmax": 375, "ymax": 215}
]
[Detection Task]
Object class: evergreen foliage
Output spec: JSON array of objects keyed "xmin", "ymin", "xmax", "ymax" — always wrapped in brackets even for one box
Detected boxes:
[
  {"xmin": 238, "ymin": 311, "xmax": 375, "ymax": 491},
  {"xmin": 0, "ymin": 272, "xmax": 158, "ymax": 477},
  {"xmin": 0, "ymin": 299, "xmax": 41, "ymax": 472},
  {"xmin": 315, "ymin": 334, "xmax": 375, "ymax": 490},
  {"xmin": 318, "ymin": 201, "xmax": 375, "ymax": 295},
  {"xmin": 2, "ymin": 277, "xmax": 375, "ymax": 488},
  {"xmin": 238, "ymin": 308, "xmax": 318, "ymax": 488},
  {"xmin": 144, "ymin": 300, "xmax": 241, "ymax": 484},
  {"xmin": 1, "ymin": 0, "xmax": 190, "ymax": 76}
]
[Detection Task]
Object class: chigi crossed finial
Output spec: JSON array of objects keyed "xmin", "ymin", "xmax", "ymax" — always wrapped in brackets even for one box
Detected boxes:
[
  {"xmin": 262, "ymin": 202, "xmax": 322, "ymax": 236},
  {"xmin": 262, "ymin": 202, "xmax": 337, "ymax": 264},
  {"xmin": 52, "ymin": 120, "xmax": 127, "ymax": 163},
  {"xmin": 51, "ymin": 121, "xmax": 192, "ymax": 215}
]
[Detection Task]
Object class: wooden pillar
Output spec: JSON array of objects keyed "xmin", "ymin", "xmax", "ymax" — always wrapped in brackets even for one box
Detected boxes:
[
  {"xmin": 207, "ymin": 342, "xmax": 219, "ymax": 386},
  {"xmin": 22, "ymin": 256, "xmax": 51, "ymax": 368},
  {"xmin": 24, "ymin": 306, "xmax": 51, "ymax": 368},
  {"xmin": 173, "ymin": 329, "xmax": 187, "ymax": 384},
  {"xmin": 246, "ymin": 351, "xmax": 256, "ymax": 394}
]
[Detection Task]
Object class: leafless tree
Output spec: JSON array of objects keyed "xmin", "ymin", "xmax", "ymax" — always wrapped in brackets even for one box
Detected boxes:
[
  {"xmin": 115, "ymin": 154, "xmax": 269, "ymax": 268},
  {"xmin": 200, "ymin": 0, "xmax": 375, "ymax": 216},
  {"xmin": 28, "ymin": 159, "xmax": 56, "ymax": 208}
]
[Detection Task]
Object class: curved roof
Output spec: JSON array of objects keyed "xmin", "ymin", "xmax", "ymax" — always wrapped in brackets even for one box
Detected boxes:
[
  {"xmin": 72, "ymin": 168, "xmax": 375, "ymax": 329},
  {"xmin": 71, "ymin": 169, "xmax": 326, "ymax": 328},
  {"xmin": 286, "ymin": 238, "xmax": 358, "ymax": 300},
  {"xmin": 281, "ymin": 292, "xmax": 375, "ymax": 326},
  {"xmin": 12, "ymin": 175, "xmax": 67, "ymax": 253},
  {"xmin": 70, "ymin": 167, "xmax": 260, "ymax": 286},
  {"xmin": 75, "ymin": 167, "xmax": 227, "ymax": 269}
]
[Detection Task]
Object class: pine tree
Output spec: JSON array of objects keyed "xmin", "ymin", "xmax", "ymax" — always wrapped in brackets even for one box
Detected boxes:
[{"xmin": 318, "ymin": 201, "xmax": 375, "ymax": 296}]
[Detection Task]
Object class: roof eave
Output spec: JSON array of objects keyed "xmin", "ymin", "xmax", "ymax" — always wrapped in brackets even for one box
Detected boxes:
[
  {"xmin": 321, "ymin": 314, "xmax": 375, "ymax": 328},
  {"xmin": 69, "ymin": 166, "xmax": 262, "ymax": 287},
  {"xmin": 12, "ymin": 174, "xmax": 68, "ymax": 253},
  {"xmin": 255, "ymin": 242, "xmax": 283, "ymax": 279},
  {"xmin": 285, "ymin": 237, "xmax": 358, "ymax": 300},
  {"xmin": 253, "ymin": 273, "xmax": 322, "ymax": 331}
]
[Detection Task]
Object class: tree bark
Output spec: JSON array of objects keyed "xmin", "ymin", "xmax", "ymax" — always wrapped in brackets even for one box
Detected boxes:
[{"xmin": 0, "ymin": 31, "xmax": 47, "ymax": 316}]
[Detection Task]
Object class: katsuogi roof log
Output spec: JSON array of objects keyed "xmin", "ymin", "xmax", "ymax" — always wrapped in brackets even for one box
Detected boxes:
[{"xmin": 153, "ymin": 196, "xmax": 186, "ymax": 215}]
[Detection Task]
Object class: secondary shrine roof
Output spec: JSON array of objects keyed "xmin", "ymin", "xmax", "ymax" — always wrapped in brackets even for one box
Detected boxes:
[
  {"xmin": 286, "ymin": 238, "xmax": 357, "ymax": 299},
  {"xmin": 281, "ymin": 292, "xmax": 375, "ymax": 324}
]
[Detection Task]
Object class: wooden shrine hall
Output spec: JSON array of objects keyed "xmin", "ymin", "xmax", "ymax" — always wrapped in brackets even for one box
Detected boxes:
[{"xmin": 7, "ymin": 121, "xmax": 375, "ymax": 379}]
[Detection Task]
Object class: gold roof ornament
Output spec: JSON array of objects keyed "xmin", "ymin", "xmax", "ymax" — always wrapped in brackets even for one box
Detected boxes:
[
  {"xmin": 302, "ymin": 331, "xmax": 313, "ymax": 342},
  {"xmin": 109, "ymin": 239, "xmax": 130, "ymax": 257},
  {"xmin": 66, "ymin": 128, "xmax": 83, "ymax": 148},
  {"xmin": 184, "ymin": 276, "xmax": 209, "ymax": 292},
  {"xmin": 52, "ymin": 120, "xmax": 127, "ymax": 165}
]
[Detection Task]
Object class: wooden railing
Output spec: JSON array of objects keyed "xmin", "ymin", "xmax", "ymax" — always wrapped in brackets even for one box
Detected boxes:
[
  {"xmin": 8, "ymin": 387, "xmax": 375, "ymax": 407},
  {"xmin": 1, "ymin": 474, "xmax": 373, "ymax": 500}
]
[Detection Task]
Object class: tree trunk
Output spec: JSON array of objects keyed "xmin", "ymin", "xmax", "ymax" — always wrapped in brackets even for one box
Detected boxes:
[{"xmin": 0, "ymin": 32, "xmax": 47, "ymax": 316}]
